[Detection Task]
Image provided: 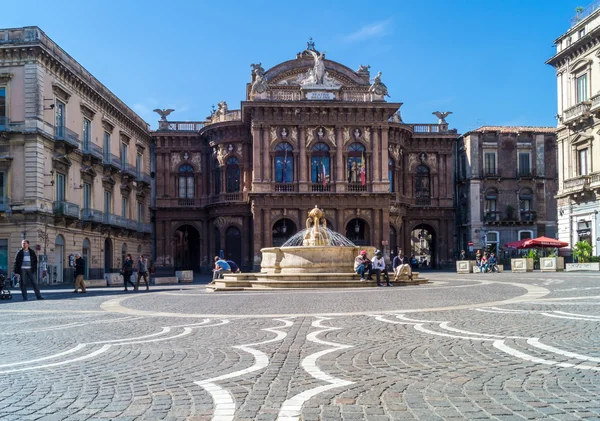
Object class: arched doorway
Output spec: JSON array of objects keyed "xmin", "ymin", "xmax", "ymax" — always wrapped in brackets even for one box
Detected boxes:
[
  {"xmin": 225, "ymin": 226, "xmax": 242, "ymax": 266},
  {"xmin": 411, "ymin": 224, "xmax": 436, "ymax": 268},
  {"xmin": 82, "ymin": 238, "xmax": 90, "ymax": 279},
  {"xmin": 214, "ymin": 226, "xmax": 221, "ymax": 260},
  {"xmin": 104, "ymin": 238, "xmax": 112, "ymax": 273},
  {"xmin": 55, "ymin": 235, "xmax": 65, "ymax": 283},
  {"xmin": 174, "ymin": 224, "xmax": 201, "ymax": 271},
  {"xmin": 272, "ymin": 218, "xmax": 297, "ymax": 246},
  {"xmin": 346, "ymin": 218, "xmax": 369, "ymax": 246}
]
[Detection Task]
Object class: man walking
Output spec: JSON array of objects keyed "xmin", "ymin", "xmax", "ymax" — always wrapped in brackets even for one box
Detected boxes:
[
  {"xmin": 13, "ymin": 239, "xmax": 43, "ymax": 301},
  {"xmin": 135, "ymin": 254, "xmax": 149, "ymax": 291},
  {"xmin": 73, "ymin": 252, "xmax": 86, "ymax": 293}
]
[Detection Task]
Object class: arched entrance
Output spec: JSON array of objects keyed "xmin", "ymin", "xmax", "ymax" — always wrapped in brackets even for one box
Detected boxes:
[
  {"xmin": 225, "ymin": 226, "xmax": 242, "ymax": 265},
  {"xmin": 174, "ymin": 224, "xmax": 201, "ymax": 271},
  {"xmin": 411, "ymin": 223, "xmax": 436, "ymax": 268},
  {"xmin": 55, "ymin": 235, "xmax": 65, "ymax": 283},
  {"xmin": 272, "ymin": 218, "xmax": 297, "ymax": 246},
  {"xmin": 82, "ymin": 238, "xmax": 90, "ymax": 279},
  {"xmin": 346, "ymin": 218, "xmax": 369, "ymax": 246},
  {"xmin": 104, "ymin": 238, "xmax": 112, "ymax": 273}
]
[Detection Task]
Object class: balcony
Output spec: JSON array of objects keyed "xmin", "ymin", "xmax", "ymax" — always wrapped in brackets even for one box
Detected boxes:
[
  {"xmin": 126, "ymin": 219, "xmax": 138, "ymax": 230},
  {"xmin": 81, "ymin": 141, "xmax": 103, "ymax": 162},
  {"xmin": 274, "ymin": 183, "xmax": 297, "ymax": 192},
  {"xmin": 563, "ymin": 101, "xmax": 591, "ymax": 125},
  {"xmin": 80, "ymin": 208, "xmax": 104, "ymax": 224},
  {"xmin": 481, "ymin": 169, "xmax": 501, "ymax": 178},
  {"xmin": 120, "ymin": 163, "xmax": 137, "ymax": 178},
  {"xmin": 348, "ymin": 182, "xmax": 368, "ymax": 193},
  {"xmin": 520, "ymin": 210, "xmax": 537, "ymax": 222},
  {"xmin": 53, "ymin": 201, "xmax": 80, "ymax": 218},
  {"xmin": 137, "ymin": 222, "xmax": 152, "ymax": 233},
  {"xmin": 563, "ymin": 176, "xmax": 590, "ymax": 193},
  {"xmin": 209, "ymin": 193, "xmax": 245, "ymax": 204},
  {"xmin": 102, "ymin": 213, "xmax": 119, "ymax": 226},
  {"xmin": 591, "ymin": 93, "xmax": 600, "ymax": 112},
  {"xmin": 0, "ymin": 116, "xmax": 9, "ymax": 132},
  {"xmin": 484, "ymin": 211, "xmax": 501, "ymax": 223},
  {"xmin": 311, "ymin": 183, "xmax": 331, "ymax": 192},
  {"xmin": 54, "ymin": 126, "xmax": 80, "ymax": 151},
  {"xmin": 164, "ymin": 121, "xmax": 205, "ymax": 131},
  {"xmin": 137, "ymin": 171, "xmax": 151, "ymax": 186},
  {"xmin": 103, "ymin": 153, "xmax": 122, "ymax": 171},
  {"xmin": 517, "ymin": 168, "xmax": 536, "ymax": 178}
]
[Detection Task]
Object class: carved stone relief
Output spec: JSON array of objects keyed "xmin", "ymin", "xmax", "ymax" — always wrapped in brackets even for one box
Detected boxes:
[
  {"xmin": 171, "ymin": 153, "xmax": 181, "ymax": 170},
  {"xmin": 191, "ymin": 153, "xmax": 202, "ymax": 172}
]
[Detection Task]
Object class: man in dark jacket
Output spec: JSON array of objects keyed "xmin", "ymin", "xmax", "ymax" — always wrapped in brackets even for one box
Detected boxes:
[
  {"xmin": 73, "ymin": 252, "xmax": 86, "ymax": 293},
  {"xmin": 13, "ymin": 239, "xmax": 43, "ymax": 301}
]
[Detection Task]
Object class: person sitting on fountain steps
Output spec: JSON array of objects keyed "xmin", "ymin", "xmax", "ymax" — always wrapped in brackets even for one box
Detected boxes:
[
  {"xmin": 354, "ymin": 250, "xmax": 373, "ymax": 282},
  {"xmin": 372, "ymin": 250, "xmax": 392, "ymax": 287},
  {"xmin": 213, "ymin": 256, "xmax": 231, "ymax": 280}
]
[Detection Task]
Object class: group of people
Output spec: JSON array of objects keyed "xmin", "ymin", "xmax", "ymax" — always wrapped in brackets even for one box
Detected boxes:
[
  {"xmin": 354, "ymin": 249, "xmax": 413, "ymax": 286},
  {"xmin": 212, "ymin": 256, "xmax": 241, "ymax": 280},
  {"xmin": 119, "ymin": 254, "xmax": 151, "ymax": 292},
  {"xmin": 475, "ymin": 249, "xmax": 499, "ymax": 273}
]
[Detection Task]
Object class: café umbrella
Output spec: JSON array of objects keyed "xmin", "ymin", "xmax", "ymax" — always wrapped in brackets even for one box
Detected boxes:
[{"xmin": 521, "ymin": 236, "xmax": 569, "ymax": 249}]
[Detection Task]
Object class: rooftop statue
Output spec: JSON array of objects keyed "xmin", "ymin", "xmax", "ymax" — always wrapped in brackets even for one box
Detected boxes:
[
  {"xmin": 251, "ymin": 72, "xmax": 269, "ymax": 97},
  {"xmin": 250, "ymin": 62, "xmax": 265, "ymax": 77},
  {"xmin": 306, "ymin": 49, "xmax": 326, "ymax": 85},
  {"xmin": 153, "ymin": 108, "xmax": 175, "ymax": 121},
  {"xmin": 369, "ymin": 72, "xmax": 389, "ymax": 97},
  {"xmin": 432, "ymin": 111, "xmax": 452, "ymax": 124}
]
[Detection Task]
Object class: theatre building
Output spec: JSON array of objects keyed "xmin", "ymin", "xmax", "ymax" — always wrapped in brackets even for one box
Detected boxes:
[{"xmin": 153, "ymin": 42, "xmax": 458, "ymax": 273}]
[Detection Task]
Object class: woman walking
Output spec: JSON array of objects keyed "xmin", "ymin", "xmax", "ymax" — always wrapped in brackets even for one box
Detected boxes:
[{"xmin": 122, "ymin": 254, "xmax": 135, "ymax": 291}]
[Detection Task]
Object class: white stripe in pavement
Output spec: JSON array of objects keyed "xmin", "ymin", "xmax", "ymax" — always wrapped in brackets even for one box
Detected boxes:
[
  {"xmin": 165, "ymin": 318, "xmax": 211, "ymax": 328},
  {"xmin": 527, "ymin": 338, "xmax": 600, "ymax": 363},
  {"xmin": 438, "ymin": 322, "xmax": 527, "ymax": 339},
  {"xmin": 108, "ymin": 327, "xmax": 193, "ymax": 345},
  {"xmin": 195, "ymin": 319, "xmax": 293, "ymax": 421},
  {"xmin": 540, "ymin": 313, "xmax": 600, "ymax": 322},
  {"xmin": 554, "ymin": 311, "xmax": 600, "ymax": 319},
  {"xmin": 89, "ymin": 327, "xmax": 171, "ymax": 344},
  {"xmin": 474, "ymin": 309, "xmax": 518, "ymax": 314},
  {"xmin": 372, "ymin": 315, "xmax": 415, "ymax": 324},
  {"xmin": 0, "ymin": 344, "xmax": 87, "ymax": 368},
  {"xmin": 396, "ymin": 314, "xmax": 445, "ymax": 323},
  {"xmin": 488, "ymin": 307, "xmax": 532, "ymax": 313},
  {"xmin": 0, "ymin": 345, "xmax": 111, "ymax": 374},
  {"xmin": 278, "ymin": 318, "xmax": 353, "ymax": 421},
  {"xmin": 413, "ymin": 324, "xmax": 494, "ymax": 341}
]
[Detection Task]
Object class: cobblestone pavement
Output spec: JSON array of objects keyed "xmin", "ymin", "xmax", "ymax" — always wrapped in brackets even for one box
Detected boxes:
[{"xmin": 1, "ymin": 272, "xmax": 600, "ymax": 420}]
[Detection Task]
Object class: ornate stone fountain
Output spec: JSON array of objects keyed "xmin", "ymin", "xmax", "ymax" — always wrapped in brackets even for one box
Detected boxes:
[{"xmin": 207, "ymin": 206, "xmax": 428, "ymax": 291}]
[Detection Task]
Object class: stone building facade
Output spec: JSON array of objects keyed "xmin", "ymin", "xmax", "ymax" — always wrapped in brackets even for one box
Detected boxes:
[
  {"xmin": 547, "ymin": 7, "xmax": 600, "ymax": 255},
  {"xmin": 456, "ymin": 126, "xmax": 558, "ymax": 257},
  {"xmin": 0, "ymin": 27, "xmax": 152, "ymax": 282},
  {"xmin": 153, "ymin": 43, "xmax": 458, "ymax": 273}
]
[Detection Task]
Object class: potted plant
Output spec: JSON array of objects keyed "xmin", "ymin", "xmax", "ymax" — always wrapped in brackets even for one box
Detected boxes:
[
  {"xmin": 566, "ymin": 241, "xmax": 599, "ymax": 271},
  {"xmin": 540, "ymin": 249, "xmax": 565, "ymax": 272}
]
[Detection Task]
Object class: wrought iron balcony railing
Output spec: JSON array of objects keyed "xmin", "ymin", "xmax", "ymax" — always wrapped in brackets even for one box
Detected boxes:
[
  {"xmin": 517, "ymin": 168, "xmax": 536, "ymax": 178},
  {"xmin": 80, "ymin": 208, "xmax": 104, "ymax": 223},
  {"xmin": 82, "ymin": 141, "xmax": 103, "ymax": 160},
  {"xmin": 53, "ymin": 201, "xmax": 80, "ymax": 218},
  {"xmin": 54, "ymin": 126, "xmax": 80, "ymax": 149},
  {"xmin": 521, "ymin": 211, "xmax": 537, "ymax": 222},
  {"xmin": 121, "ymin": 163, "xmax": 137, "ymax": 177},
  {"xmin": 103, "ymin": 153, "xmax": 122, "ymax": 170},
  {"xmin": 484, "ymin": 211, "xmax": 501, "ymax": 222}
]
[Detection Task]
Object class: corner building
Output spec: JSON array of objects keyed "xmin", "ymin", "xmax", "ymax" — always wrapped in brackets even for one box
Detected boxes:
[
  {"xmin": 153, "ymin": 44, "xmax": 458, "ymax": 273},
  {"xmin": 0, "ymin": 27, "xmax": 152, "ymax": 282}
]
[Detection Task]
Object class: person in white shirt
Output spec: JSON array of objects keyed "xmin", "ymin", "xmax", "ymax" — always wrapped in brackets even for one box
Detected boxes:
[{"xmin": 371, "ymin": 250, "xmax": 392, "ymax": 287}]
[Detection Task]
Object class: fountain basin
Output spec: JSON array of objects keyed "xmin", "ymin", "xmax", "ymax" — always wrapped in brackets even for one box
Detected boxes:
[{"xmin": 261, "ymin": 246, "xmax": 376, "ymax": 274}]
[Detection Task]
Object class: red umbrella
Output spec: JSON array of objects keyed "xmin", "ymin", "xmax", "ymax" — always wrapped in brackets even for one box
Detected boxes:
[
  {"xmin": 521, "ymin": 236, "xmax": 569, "ymax": 249},
  {"xmin": 504, "ymin": 239, "xmax": 529, "ymax": 249}
]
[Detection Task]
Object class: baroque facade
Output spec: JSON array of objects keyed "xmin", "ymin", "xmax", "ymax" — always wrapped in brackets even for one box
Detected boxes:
[
  {"xmin": 547, "ymin": 7, "xmax": 600, "ymax": 255},
  {"xmin": 0, "ymin": 27, "xmax": 152, "ymax": 282},
  {"xmin": 153, "ymin": 43, "xmax": 458, "ymax": 273},
  {"xmin": 456, "ymin": 126, "xmax": 558, "ymax": 257}
]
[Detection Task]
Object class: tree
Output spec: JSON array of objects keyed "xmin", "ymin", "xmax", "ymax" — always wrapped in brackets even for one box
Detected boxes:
[{"xmin": 572, "ymin": 241, "xmax": 593, "ymax": 263}]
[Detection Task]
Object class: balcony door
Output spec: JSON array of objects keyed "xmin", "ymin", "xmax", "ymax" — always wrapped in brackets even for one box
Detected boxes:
[
  {"xmin": 55, "ymin": 100, "xmax": 65, "ymax": 137},
  {"xmin": 56, "ymin": 173, "xmax": 65, "ymax": 202}
]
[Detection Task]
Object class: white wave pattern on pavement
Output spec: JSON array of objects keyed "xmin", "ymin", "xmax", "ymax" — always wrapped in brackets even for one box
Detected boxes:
[
  {"xmin": 195, "ymin": 319, "xmax": 293, "ymax": 421},
  {"xmin": 375, "ymin": 315, "xmax": 600, "ymax": 372},
  {"xmin": 278, "ymin": 317, "xmax": 354, "ymax": 421}
]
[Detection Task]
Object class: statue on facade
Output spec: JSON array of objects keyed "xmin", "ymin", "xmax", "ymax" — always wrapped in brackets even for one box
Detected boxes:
[
  {"xmin": 306, "ymin": 49, "xmax": 326, "ymax": 85},
  {"xmin": 432, "ymin": 111, "xmax": 452, "ymax": 124},
  {"xmin": 357, "ymin": 64, "xmax": 370, "ymax": 74},
  {"xmin": 251, "ymin": 62, "xmax": 265, "ymax": 77},
  {"xmin": 153, "ymin": 108, "xmax": 175, "ymax": 121},
  {"xmin": 216, "ymin": 101, "xmax": 228, "ymax": 117},
  {"xmin": 390, "ymin": 110, "xmax": 403, "ymax": 123},
  {"xmin": 251, "ymin": 72, "xmax": 269, "ymax": 97},
  {"xmin": 369, "ymin": 72, "xmax": 389, "ymax": 97}
]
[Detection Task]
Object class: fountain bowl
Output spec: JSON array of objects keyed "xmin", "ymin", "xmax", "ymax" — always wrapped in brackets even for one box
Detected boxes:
[{"xmin": 261, "ymin": 246, "xmax": 376, "ymax": 274}]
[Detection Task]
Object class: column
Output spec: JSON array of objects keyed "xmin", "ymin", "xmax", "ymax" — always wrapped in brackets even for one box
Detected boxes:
[
  {"xmin": 263, "ymin": 125, "xmax": 270, "ymax": 182},
  {"xmin": 299, "ymin": 126, "xmax": 307, "ymax": 192},
  {"xmin": 252, "ymin": 124, "xmax": 262, "ymax": 182},
  {"xmin": 372, "ymin": 127, "xmax": 380, "ymax": 184},
  {"xmin": 336, "ymin": 126, "xmax": 345, "ymax": 192},
  {"xmin": 381, "ymin": 126, "xmax": 389, "ymax": 183}
]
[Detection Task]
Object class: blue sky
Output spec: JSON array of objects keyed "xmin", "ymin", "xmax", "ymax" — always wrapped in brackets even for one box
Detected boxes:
[{"xmin": 3, "ymin": 0, "xmax": 585, "ymax": 131}]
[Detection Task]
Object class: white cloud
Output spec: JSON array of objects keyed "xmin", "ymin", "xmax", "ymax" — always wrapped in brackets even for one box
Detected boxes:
[{"xmin": 344, "ymin": 19, "xmax": 393, "ymax": 43}]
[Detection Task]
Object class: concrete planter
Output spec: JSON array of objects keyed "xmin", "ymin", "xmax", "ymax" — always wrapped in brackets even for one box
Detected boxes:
[
  {"xmin": 105, "ymin": 272, "xmax": 123, "ymax": 286},
  {"xmin": 176, "ymin": 270, "xmax": 194, "ymax": 283},
  {"xmin": 540, "ymin": 257, "xmax": 565, "ymax": 272},
  {"xmin": 566, "ymin": 262, "xmax": 600, "ymax": 271},
  {"xmin": 511, "ymin": 258, "xmax": 534, "ymax": 272},
  {"xmin": 456, "ymin": 260, "xmax": 476, "ymax": 274}
]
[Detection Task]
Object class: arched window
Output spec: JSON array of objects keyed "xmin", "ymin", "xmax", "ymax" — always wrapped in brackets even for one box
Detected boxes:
[
  {"xmin": 213, "ymin": 159, "xmax": 221, "ymax": 195},
  {"xmin": 347, "ymin": 143, "xmax": 366, "ymax": 184},
  {"xmin": 226, "ymin": 157, "xmax": 240, "ymax": 193},
  {"xmin": 415, "ymin": 164, "xmax": 430, "ymax": 204},
  {"xmin": 311, "ymin": 143, "xmax": 330, "ymax": 185},
  {"xmin": 389, "ymin": 158, "xmax": 394, "ymax": 192},
  {"xmin": 274, "ymin": 142, "xmax": 294, "ymax": 183},
  {"xmin": 178, "ymin": 164, "xmax": 194, "ymax": 199}
]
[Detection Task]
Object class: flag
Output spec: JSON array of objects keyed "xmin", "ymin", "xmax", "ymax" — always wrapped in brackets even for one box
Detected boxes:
[
  {"xmin": 360, "ymin": 152, "xmax": 366, "ymax": 186},
  {"xmin": 321, "ymin": 158, "xmax": 327, "ymax": 187},
  {"xmin": 282, "ymin": 147, "xmax": 287, "ymax": 183}
]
